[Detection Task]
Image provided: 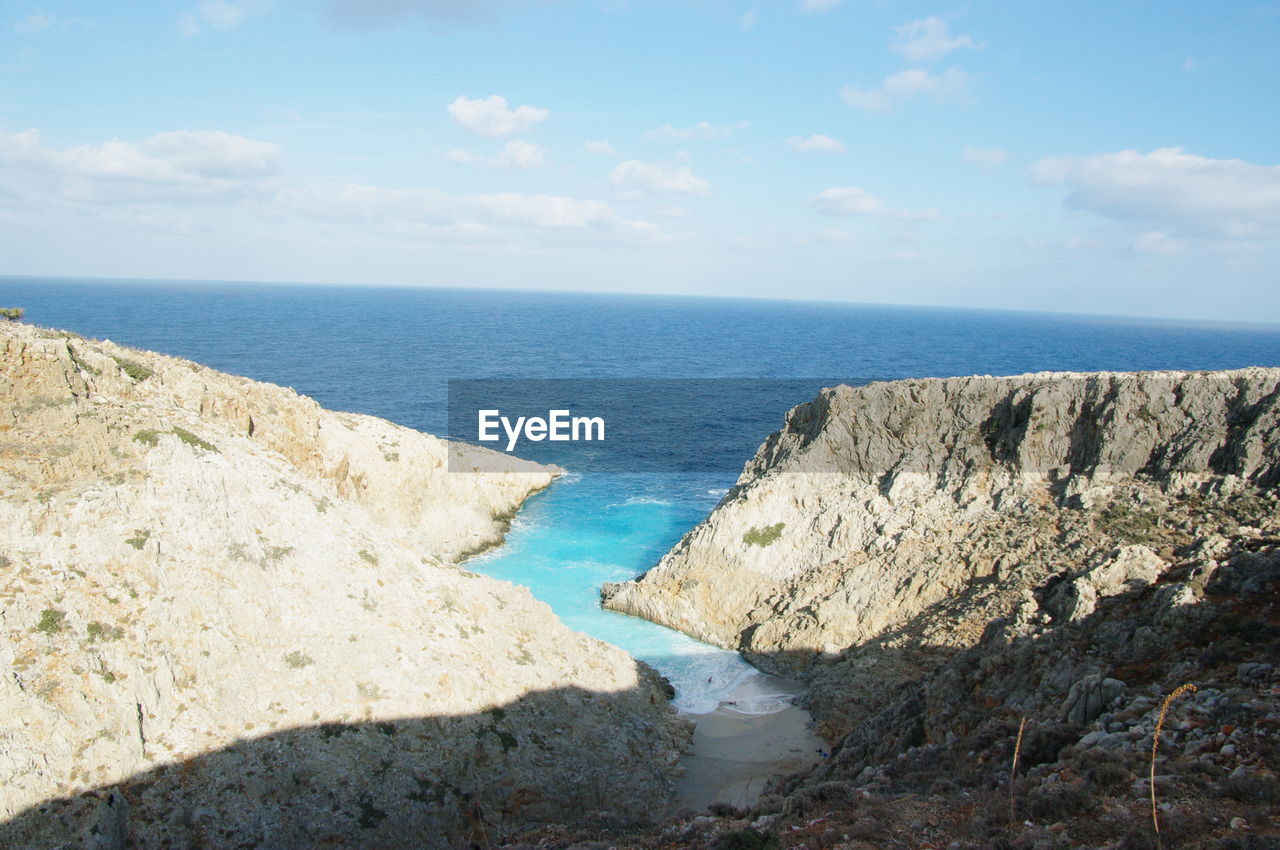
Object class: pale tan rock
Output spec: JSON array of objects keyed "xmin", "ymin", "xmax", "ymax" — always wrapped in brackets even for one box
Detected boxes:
[
  {"xmin": 603, "ymin": 370, "xmax": 1280, "ymax": 718},
  {"xmin": 0, "ymin": 322, "xmax": 689, "ymax": 848}
]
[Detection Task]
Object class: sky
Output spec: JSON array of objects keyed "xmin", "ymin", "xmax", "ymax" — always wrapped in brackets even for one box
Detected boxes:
[{"xmin": 0, "ymin": 0, "xmax": 1278, "ymax": 322}]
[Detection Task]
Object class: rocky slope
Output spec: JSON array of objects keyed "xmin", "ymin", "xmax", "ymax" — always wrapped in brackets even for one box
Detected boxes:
[
  {"xmin": 602, "ymin": 370, "xmax": 1280, "ymax": 734},
  {"xmin": 0, "ymin": 321, "xmax": 690, "ymax": 848},
  {"xmin": 510, "ymin": 369, "xmax": 1280, "ymax": 849}
]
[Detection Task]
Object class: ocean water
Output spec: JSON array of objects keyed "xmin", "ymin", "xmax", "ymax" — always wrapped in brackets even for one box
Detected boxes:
[{"xmin": 6, "ymin": 277, "xmax": 1280, "ymax": 712}]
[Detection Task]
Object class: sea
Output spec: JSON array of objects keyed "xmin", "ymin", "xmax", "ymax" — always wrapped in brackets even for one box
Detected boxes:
[{"xmin": 6, "ymin": 276, "xmax": 1280, "ymax": 714}]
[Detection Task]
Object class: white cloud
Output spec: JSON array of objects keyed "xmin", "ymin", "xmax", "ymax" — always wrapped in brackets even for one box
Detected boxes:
[
  {"xmin": 962, "ymin": 146, "xmax": 1007, "ymax": 167},
  {"xmin": 1133, "ymin": 231, "xmax": 1185, "ymax": 255},
  {"xmin": 1181, "ymin": 57, "xmax": 1197, "ymax": 73},
  {"xmin": 800, "ymin": 0, "xmax": 841, "ymax": 10},
  {"xmin": 584, "ymin": 140, "xmax": 616, "ymax": 155},
  {"xmin": 146, "ymin": 130, "xmax": 281, "ymax": 177},
  {"xmin": 1030, "ymin": 147, "xmax": 1280, "ymax": 237},
  {"xmin": 892, "ymin": 17, "xmax": 980, "ymax": 62},
  {"xmin": 474, "ymin": 193, "xmax": 613, "ymax": 228},
  {"xmin": 644, "ymin": 121, "xmax": 748, "ymax": 142},
  {"xmin": 0, "ymin": 128, "xmax": 282, "ymax": 202},
  {"xmin": 179, "ymin": 1, "xmax": 247, "ymax": 36},
  {"xmin": 610, "ymin": 160, "xmax": 710, "ymax": 197},
  {"xmin": 326, "ymin": 0, "xmax": 529, "ymax": 27},
  {"xmin": 494, "ymin": 139, "xmax": 545, "ymax": 170},
  {"xmin": 810, "ymin": 186, "xmax": 935, "ymax": 219},
  {"xmin": 737, "ymin": 10, "xmax": 757, "ymax": 30},
  {"xmin": 788, "ymin": 134, "xmax": 846, "ymax": 154},
  {"xmin": 447, "ymin": 95, "xmax": 549, "ymax": 137},
  {"xmin": 445, "ymin": 141, "xmax": 546, "ymax": 169},
  {"xmin": 14, "ymin": 12, "xmax": 56, "ymax": 34},
  {"xmin": 841, "ymin": 67, "xmax": 972, "ymax": 113},
  {"xmin": 444, "ymin": 148, "xmax": 479, "ymax": 164},
  {"xmin": 283, "ymin": 182, "xmax": 642, "ymax": 235}
]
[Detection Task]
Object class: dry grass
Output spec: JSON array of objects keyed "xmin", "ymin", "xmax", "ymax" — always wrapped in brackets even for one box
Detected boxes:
[
  {"xmin": 1151, "ymin": 682, "xmax": 1196, "ymax": 846},
  {"xmin": 1010, "ymin": 715, "xmax": 1026, "ymax": 825}
]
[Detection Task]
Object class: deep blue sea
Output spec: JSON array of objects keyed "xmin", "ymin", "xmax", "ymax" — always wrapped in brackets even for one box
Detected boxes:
[{"xmin": 6, "ymin": 277, "xmax": 1280, "ymax": 712}]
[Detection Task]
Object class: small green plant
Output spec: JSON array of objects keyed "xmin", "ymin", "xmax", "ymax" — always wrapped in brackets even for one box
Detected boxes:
[
  {"xmin": 358, "ymin": 549, "xmax": 378, "ymax": 566},
  {"xmin": 0, "ymin": 307, "xmax": 23, "ymax": 322},
  {"xmin": 266, "ymin": 546, "xmax": 293, "ymax": 563},
  {"xmin": 743, "ymin": 523, "xmax": 785, "ymax": 547},
  {"xmin": 133, "ymin": 430, "xmax": 159, "ymax": 447},
  {"xmin": 86, "ymin": 621, "xmax": 125, "ymax": 642},
  {"xmin": 111, "ymin": 355, "xmax": 153, "ymax": 382},
  {"xmin": 34, "ymin": 608, "xmax": 66, "ymax": 634},
  {"xmin": 283, "ymin": 650, "xmax": 314, "ymax": 669},
  {"xmin": 125, "ymin": 530, "xmax": 150, "ymax": 550},
  {"xmin": 172, "ymin": 427, "xmax": 217, "ymax": 453},
  {"xmin": 67, "ymin": 345, "xmax": 101, "ymax": 376}
]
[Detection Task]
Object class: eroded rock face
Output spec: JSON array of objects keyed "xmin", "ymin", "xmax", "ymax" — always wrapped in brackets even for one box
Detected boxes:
[
  {"xmin": 602, "ymin": 370, "xmax": 1280, "ymax": 731},
  {"xmin": 0, "ymin": 323, "xmax": 690, "ymax": 848}
]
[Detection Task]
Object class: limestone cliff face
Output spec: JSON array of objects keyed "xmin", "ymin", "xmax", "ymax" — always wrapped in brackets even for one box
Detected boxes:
[
  {"xmin": 0, "ymin": 322, "xmax": 689, "ymax": 848},
  {"xmin": 603, "ymin": 370, "xmax": 1280, "ymax": 710}
]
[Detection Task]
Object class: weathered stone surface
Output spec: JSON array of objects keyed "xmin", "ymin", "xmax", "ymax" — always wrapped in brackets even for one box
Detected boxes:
[
  {"xmin": 602, "ymin": 369, "xmax": 1280, "ymax": 740},
  {"xmin": 0, "ymin": 322, "xmax": 690, "ymax": 848},
  {"xmin": 604, "ymin": 370, "xmax": 1280, "ymax": 657}
]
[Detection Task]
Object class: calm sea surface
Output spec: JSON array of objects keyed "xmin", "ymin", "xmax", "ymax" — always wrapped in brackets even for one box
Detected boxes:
[{"xmin": 6, "ymin": 277, "xmax": 1279, "ymax": 711}]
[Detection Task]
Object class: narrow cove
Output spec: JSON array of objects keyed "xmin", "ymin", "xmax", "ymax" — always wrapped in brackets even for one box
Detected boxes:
[{"xmin": 463, "ymin": 470, "xmax": 823, "ymax": 809}]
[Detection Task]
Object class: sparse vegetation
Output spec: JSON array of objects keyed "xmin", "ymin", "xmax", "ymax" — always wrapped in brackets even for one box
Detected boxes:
[
  {"xmin": 172, "ymin": 427, "xmax": 217, "ymax": 453},
  {"xmin": 125, "ymin": 529, "xmax": 150, "ymax": 550},
  {"xmin": 111, "ymin": 355, "xmax": 153, "ymax": 381},
  {"xmin": 34, "ymin": 608, "xmax": 66, "ymax": 634},
  {"xmin": 67, "ymin": 345, "xmax": 101, "ymax": 376},
  {"xmin": 358, "ymin": 549, "xmax": 378, "ymax": 566},
  {"xmin": 0, "ymin": 307, "xmax": 23, "ymax": 321},
  {"xmin": 1097, "ymin": 499, "xmax": 1162, "ymax": 544},
  {"xmin": 85, "ymin": 621, "xmax": 124, "ymax": 642},
  {"xmin": 133, "ymin": 429, "xmax": 160, "ymax": 447},
  {"xmin": 265, "ymin": 545, "xmax": 293, "ymax": 563},
  {"xmin": 743, "ymin": 523, "xmax": 785, "ymax": 547},
  {"xmin": 283, "ymin": 651, "xmax": 314, "ymax": 669}
]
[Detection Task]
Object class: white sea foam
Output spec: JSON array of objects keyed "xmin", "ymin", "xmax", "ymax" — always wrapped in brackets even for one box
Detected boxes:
[{"xmin": 607, "ymin": 495, "xmax": 674, "ymax": 508}]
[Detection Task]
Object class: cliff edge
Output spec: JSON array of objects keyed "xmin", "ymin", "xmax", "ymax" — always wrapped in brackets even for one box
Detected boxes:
[
  {"xmin": 603, "ymin": 369, "xmax": 1280, "ymax": 733},
  {"xmin": 0, "ymin": 322, "xmax": 690, "ymax": 848}
]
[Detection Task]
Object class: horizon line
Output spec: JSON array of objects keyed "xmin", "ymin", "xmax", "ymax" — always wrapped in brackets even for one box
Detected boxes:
[{"xmin": 4, "ymin": 272, "xmax": 1280, "ymax": 333}]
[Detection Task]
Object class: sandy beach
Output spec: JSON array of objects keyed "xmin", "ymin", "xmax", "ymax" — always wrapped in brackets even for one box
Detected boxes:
[{"xmin": 672, "ymin": 674, "xmax": 824, "ymax": 813}]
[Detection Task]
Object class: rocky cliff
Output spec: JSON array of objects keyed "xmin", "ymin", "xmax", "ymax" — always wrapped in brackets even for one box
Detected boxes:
[
  {"xmin": 603, "ymin": 369, "xmax": 1280, "ymax": 733},
  {"xmin": 564, "ymin": 369, "xmax": 1280, "ymax": 849},
  {"xmin": 0, "ymin": 321, "xmax": 690, "ymax": 848}
]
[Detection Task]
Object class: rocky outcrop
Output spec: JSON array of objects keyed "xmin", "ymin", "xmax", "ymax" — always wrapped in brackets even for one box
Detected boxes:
[
  {"xmin": 603, "ymin": 370, "xmax": 1280, "ymax": 733},
  {"xmin": 0, "ymin": 322, "xmax": 690, "ymax": 848}
]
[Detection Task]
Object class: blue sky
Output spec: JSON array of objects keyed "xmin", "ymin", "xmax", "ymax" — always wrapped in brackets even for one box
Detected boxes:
[{"xmin": 1, "ymin": 0, "xmax": 1278, "ymax": 321}]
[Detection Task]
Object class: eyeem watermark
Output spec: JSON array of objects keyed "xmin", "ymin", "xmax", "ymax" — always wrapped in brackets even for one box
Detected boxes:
[
  {"xmin": 478, "ymin": 409, "xmax": 605, "ymax": 452},
  {"xmin": 447, "ymin": 378, "xmax": 871, "ymax": 473}
]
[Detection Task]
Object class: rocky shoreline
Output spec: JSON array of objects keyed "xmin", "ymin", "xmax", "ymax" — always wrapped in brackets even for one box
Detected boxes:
[
  {"xmin": 0, "ymin": 322, "xmax": 691, "ymax": 848},
  {"xmin": 4, "ymin": 328, "xmax": 1278, "ymax": 849},
  {"xmin": 586, "ymin": 370, "xmax": 1280, "ymax": 848}
]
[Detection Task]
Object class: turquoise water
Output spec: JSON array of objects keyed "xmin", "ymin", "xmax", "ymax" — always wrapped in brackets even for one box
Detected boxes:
[
  {"xmin": 7, "ymin": 277, "xmax": 1280, "ymax": 713},
  {"xmin": 464, "ymin": 473, "xmax": 774, "ymax": 713}
]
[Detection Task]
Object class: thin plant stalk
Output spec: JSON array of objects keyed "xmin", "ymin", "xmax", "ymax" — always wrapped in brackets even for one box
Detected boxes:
[
  {"xmin": 1010, "ymin": 716, "xmax": 1026, "ymax": 825},
  {"xmin": 1151, "ymin": 683, "xmax": 1196, "ymax": 846}
]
